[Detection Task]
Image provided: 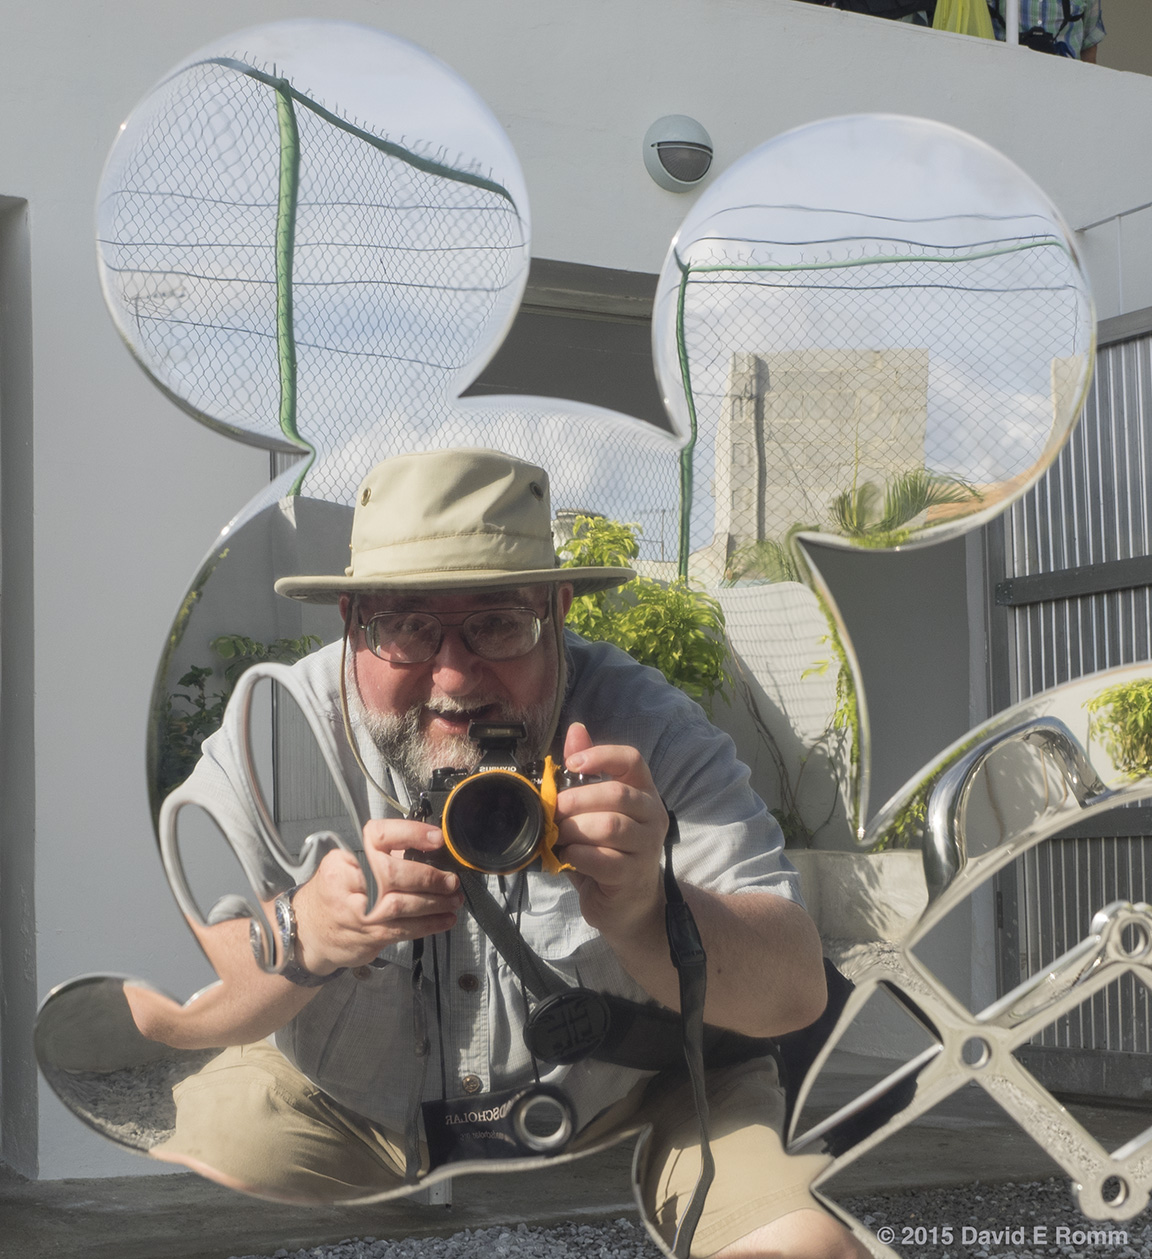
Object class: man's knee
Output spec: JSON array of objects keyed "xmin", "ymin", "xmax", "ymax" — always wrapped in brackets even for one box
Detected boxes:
[
  {"xmin": 155, "ymin": 1044, "xmax": 402, "ymax": 1201},
  {"xmin": 716, "ymin": 1208, "xmax": 872, "ymax": 1259}
]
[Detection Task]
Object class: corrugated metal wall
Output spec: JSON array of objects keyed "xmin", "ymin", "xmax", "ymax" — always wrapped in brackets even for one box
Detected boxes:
[
  {"xmin": 1004, "ymin": 335, "xmax": 1152, "ymax": 697},
  {"xmin": 997, "ymin": 323, "xmax": 1152, "ymax": 1069}
]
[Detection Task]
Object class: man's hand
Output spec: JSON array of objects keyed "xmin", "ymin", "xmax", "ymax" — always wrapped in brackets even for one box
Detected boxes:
[
  {"xmin": 292, "ymin": 821, "xmax": 464, "ymax": 974},
  {"xmin": 123, "ymin": 822, "xmax": 463, "ymax": 1052},
  {"xmin": 551, "ymin": 722, "xmax": 826, "ymax": 1039},
  {"xmin": 552, "ymin": 721, "xmax": 668, "ymax": 942}
]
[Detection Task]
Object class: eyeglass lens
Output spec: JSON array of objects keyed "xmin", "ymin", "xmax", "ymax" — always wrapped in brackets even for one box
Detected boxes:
[{"xmin": 365, "ymin": 608, "xmax": 543, "ymax": 662}]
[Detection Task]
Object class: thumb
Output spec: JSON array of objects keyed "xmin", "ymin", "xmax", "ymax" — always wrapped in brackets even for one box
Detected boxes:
[{"xmin": 563, "ymin": 720, "xmax": 594, "ymax": 765}]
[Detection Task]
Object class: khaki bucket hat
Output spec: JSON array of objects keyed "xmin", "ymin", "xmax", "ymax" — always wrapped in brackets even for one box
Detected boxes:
[{"xmin": 274, "ymin": 448, "xmax": 635, "ymax": 603}]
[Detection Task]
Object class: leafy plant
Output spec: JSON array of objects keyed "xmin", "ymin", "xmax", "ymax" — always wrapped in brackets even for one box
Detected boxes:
[
  {"xmin": 558, "ymin": 516, "xmax": 729, "ymax": 705},
  {"xmin": 831, "ymin": 469, "xmax": 981, "ymax": 546},
  {"xmin": 1085, "ymin": 679, "xmax": 1152, "ymax": 779},
  {"xmin": 723, "ymin": 537, "xmax": 802, "ymax": 585},
  {"xmin": 155, "ymin": 632, "xmax": 321, "ymax": 798}
]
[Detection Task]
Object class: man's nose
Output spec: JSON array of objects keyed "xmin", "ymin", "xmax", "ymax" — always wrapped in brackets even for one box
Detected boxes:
[{"xmin": 429, "ymin": 626, "xmax": 483, "ymax": 688}]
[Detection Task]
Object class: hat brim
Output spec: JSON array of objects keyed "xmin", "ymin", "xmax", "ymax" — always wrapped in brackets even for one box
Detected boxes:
[{"xmin": 274, "ymin": 565, "xmax": 636, "ymax": 604}]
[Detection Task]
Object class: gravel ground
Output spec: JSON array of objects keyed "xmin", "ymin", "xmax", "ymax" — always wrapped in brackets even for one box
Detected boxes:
[
  {"xmin": 839, "ymin": 1177, "xmax": 1150, "ymax": 1257},
  {"xmin": 233, "ymin": 1219, "xmax": 660, "ymax": 1259},
  {"xmin": 231, "ymin": 1179, "xmax": 1152, "ymax": 1259}
]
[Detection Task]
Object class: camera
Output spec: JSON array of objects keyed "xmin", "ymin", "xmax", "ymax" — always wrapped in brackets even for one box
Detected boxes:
[
  {"xmin": 1019, "ymin": 26, "xmax": 1071, "ymax": 55},
  {"xmin": 409, "ymin": 722, "xmax": 594, "ymax": 875}
]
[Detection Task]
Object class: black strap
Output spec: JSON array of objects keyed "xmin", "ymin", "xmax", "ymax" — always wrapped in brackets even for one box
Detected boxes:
[
  {"xmin": 662, "ymin": 815, "xmax": 714, "ymax": 1259},
  {"xmin": 455, "ymin": 853, "xmax": 775, "ymax": 1070},
  {"xmin": 457, "ymin": 815, "xmax": 732, "ymax": 1259},
  {"xmin": 458, "ymin": 868, "xmax": 566, "ymax": 999}
]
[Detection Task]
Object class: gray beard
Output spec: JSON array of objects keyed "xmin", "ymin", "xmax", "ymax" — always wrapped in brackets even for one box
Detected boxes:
[{"xmin": 358, "ymin": 693, "xmax": 555, "ymax": 791}]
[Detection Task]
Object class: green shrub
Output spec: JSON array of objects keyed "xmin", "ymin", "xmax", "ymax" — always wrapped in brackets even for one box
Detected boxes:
[
  {"xmin": 156, "ymin": 632, "xmax": 321, "ymax": 798},
  {"xmin": 830, "ymin": 470, "xmax": 980, "ymax": 547},
  {"xmin": 558, "ymin": 516, "xmax": 728, "ymax": 706},
  {"xmin": 1085, "ymin": 679, "xmax": 1152, "ymax": 779}
]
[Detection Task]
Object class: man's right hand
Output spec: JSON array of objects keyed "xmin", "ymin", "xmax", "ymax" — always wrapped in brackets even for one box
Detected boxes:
[{"xmin": 292, "ymin": 821, "xmax": 463, "ymax": 974}]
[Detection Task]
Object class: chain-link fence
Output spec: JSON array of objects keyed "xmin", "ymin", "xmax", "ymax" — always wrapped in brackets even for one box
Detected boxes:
[
  {"xmin": 668, "ymin": 223, "xmax": 1093, "ymax": 581},
  {"xmin": 98, "ymin": 54, "xmax": 530, "ymax": 499}
]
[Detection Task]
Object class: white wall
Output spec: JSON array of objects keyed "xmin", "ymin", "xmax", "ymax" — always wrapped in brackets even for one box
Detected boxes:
[{"xmin": 5, "ymin": 0, "xmax": 1152, "ymax": 1179}]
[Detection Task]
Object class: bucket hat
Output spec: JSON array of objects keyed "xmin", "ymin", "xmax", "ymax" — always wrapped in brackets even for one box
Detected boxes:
[{"xmin": 274, "ymin": 448, "xmax": 634, "ymax": 603}]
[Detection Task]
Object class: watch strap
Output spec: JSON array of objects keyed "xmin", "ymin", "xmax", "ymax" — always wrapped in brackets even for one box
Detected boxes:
[{"xmin": 274, "ymin": 889, "xmax": 346, "ymax": 987}]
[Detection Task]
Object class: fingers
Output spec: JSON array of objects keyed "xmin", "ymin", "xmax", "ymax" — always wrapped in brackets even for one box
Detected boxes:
[
  {"xmin": 293, "ymin": 829, "xmax": 464, "ymax": 971},
  {"xmin": 553, "ymin": 730, "xmax": 667, "ymax": 923},
  {"xmin": 363, "ymin": 818, "xmax": 447, "ymax": 854},
  {"xmin": 563, "ymin": 720, "xmax": 595, "ymax": 763},
  {"xmin": 362, "ymin": 881, "xmax": 465, "ymax": 927},
  {"xmin": 361, "ymin": 822, "xmax": 461, "ymax": 918},
  {"xmin": 563, "ymin": 737, "xmax": 660, "ymax": 796},
  {"xmin": 553, "ymin": 742, "xmax": 668, "ymax": 854},
  {"xmin": 552, "ymin": 778, "xmax": 665, "ymax": 840}
]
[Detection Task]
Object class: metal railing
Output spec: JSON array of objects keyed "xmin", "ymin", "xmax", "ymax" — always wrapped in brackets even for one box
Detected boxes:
[{"xmin": 1078, "ymin": 200, "xmax": 1152, "ymax": 318}]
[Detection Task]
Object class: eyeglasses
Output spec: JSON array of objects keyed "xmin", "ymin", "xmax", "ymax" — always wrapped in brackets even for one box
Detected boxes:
[{"xmin": 359, "ymin": 606, "xmax": 549, "ymax": 664}]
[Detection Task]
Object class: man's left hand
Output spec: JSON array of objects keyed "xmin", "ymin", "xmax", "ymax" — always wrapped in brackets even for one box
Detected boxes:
[{"xmin": 552, "ymin": 721, "xmax": 667, "ymax": 940}]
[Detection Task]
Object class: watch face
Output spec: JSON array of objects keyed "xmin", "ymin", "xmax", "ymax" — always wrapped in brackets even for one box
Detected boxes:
[{"xmin": 275, "ymin": 894, "xmax": 295, "ymax": 966}]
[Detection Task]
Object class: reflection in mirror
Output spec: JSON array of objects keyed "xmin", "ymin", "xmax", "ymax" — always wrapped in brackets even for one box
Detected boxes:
[
  {"xmin": 97, "ymin": 20, "xmax": 531, "ymax": 453},
  {"xmin": 77, "ymin": 14, "xmax": 1142, "ymax": 1249},
  {"xmin": 237, "ymin": 670, "xmax": 364, "ymax": 867},
  {"xmin": 653, "ymin": 114, "xmax": 1094, "ymax": 574},
  {"xmin": 789, "ymin": 668, "xmax": 1152, "ymax": 1237},
  {"xmin": 160, "ymin": 800, "xmax": 272, "ymax": 955},
  {"xmin": 718, "ymin": 579, "xmax": 858, "ymax": 847},
  {"xmin": 36, "ymin": 977, "xmax": 217, "ymax": 1154},
  {"xmin": 149, "ymin": 495, "xmax": 350, "ymax": 818},
  {"xmin": 653, "ymin": 115, "xmax": 1094, "ymax": 840}
]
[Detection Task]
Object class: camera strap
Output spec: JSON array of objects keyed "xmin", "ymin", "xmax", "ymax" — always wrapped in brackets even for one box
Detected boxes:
[
  {"xmin": 662, "ymin": 814, "xmax": 714, "ymax": 1258},
  {"xmin": 455, "ymin": 840, "xmax": 775, "ymax": 1072},
  {"xmin": 456, "ymin": 813, "xmax": 766, "ymax": 1259}
]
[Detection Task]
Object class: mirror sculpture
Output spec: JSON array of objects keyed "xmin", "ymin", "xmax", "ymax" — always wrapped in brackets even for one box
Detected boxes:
[
  {"xmin": 652, "ymin": 114, "xmax": 1095, "ymax": 835},
  {"xmin": 35, "ymin": 19, "xmax": 1149, "ymax": 1259}
]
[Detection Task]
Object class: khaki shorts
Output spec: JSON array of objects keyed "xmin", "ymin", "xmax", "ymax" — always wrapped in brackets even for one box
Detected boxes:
[{"xmin": 154, "ymin": 1041, "xmax": 832, "ymax": 1256}]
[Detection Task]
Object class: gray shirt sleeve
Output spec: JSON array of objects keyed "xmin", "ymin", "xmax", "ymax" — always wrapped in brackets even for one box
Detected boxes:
[{"xmin": 561, "ymin": 635, "xmax": 802, "ymax": 904}]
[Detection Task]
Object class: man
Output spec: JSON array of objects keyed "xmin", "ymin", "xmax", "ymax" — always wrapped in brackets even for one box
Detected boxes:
[
  {"xmin": 991, "ymin": 0, "xmax": 1105, "ymax": 60},
  {"xmin": 129, "ymin": 448, "xmax": 864, "ymax": 1259}
]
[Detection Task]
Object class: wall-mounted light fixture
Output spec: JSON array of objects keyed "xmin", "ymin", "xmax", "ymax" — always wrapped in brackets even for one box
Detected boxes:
[{"xmin": 643, "ymin": 115, "xmax": 713, "ymax": 192}]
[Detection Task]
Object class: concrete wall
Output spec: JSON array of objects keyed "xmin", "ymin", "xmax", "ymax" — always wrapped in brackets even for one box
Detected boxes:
[{"xmin": 3, "ymin": 0, "xmax": 1152, "ymax": 1179}]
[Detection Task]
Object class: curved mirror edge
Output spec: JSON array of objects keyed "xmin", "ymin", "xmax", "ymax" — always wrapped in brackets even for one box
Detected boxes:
[
  {"xmin": 649, "ymin": 115, "xmax": 1095, "ymax": 570},
  {"xmin": 861, "ymin": 662, "xmax": 1152, "ymax": 880},
  {"xmin": 147, "ymin": 491, "xmax": 351, "ymax": 825},
  {"xmin": 35, "ymin": 975, "xmax": 220, "ymax": 1155},
  {"xmin": 34, "ymin": 974, "xmax": 657, "ymax": 1208},
  {"xmin": 96, "ymin": 19, "xmax": 532, "ymax": 449}
]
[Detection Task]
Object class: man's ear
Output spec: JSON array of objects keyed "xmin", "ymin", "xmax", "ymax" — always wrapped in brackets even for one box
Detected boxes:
[
  {"xmin": 339, "ymin": 594, "xmax": 351, "ymax": 621},
  {"xmin": 556, "ymin": 583, "xmax": 574, "ymax": 623}
]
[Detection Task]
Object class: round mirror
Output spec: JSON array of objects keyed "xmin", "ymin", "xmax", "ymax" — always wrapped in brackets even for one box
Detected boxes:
[
  {"xmin": 653, "ymin": 114, "xmax": 1095, "ymax": 575},
  {"xmin": 97, "ymin": 20, "xmax": 531, "ymax": 453}
]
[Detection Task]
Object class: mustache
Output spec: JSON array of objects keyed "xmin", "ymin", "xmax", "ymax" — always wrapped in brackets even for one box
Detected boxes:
[{"xmin": 423, "ymin": 697, "xmax": 509, "ymax": 717}]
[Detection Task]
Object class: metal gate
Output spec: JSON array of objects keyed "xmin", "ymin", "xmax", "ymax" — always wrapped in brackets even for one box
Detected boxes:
[{"xmin": 989, "ymin": 309, "xmax": 1152, "ymax": 1098}]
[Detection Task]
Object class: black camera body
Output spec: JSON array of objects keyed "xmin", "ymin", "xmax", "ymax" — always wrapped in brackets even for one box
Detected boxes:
[
  {"xmin": 1020, "ymin": 25, "xmax": 1064, "ymax": 54},
  {"xmin": 410, "ymin": 722, "xmax": 595, "ymax": 875}
]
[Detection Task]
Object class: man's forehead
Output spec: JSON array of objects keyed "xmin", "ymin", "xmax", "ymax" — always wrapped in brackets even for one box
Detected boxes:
[{"xmin": 358, "ymin": 585, "xmax": 549, "ymax": 613}]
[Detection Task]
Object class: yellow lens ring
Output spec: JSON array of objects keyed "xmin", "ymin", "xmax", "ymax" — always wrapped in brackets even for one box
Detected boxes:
[{"xmin": 441, "ymin": 768, "xmax": 548, "ymax": 875}]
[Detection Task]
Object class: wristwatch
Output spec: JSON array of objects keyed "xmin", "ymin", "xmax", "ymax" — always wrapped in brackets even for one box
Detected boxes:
[{"xmin": 265, "ymin": 889, "xmax": 346, "ymax": 987}]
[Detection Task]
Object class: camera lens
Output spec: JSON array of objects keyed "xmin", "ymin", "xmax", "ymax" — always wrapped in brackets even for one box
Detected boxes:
[
  {"xmin": 511, "ymin": 1088, "xmax": 574, "ymax": 1153},
  {"xmin": 442, "ymin": 771, "xmax": 544, "ymax": 874}
]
